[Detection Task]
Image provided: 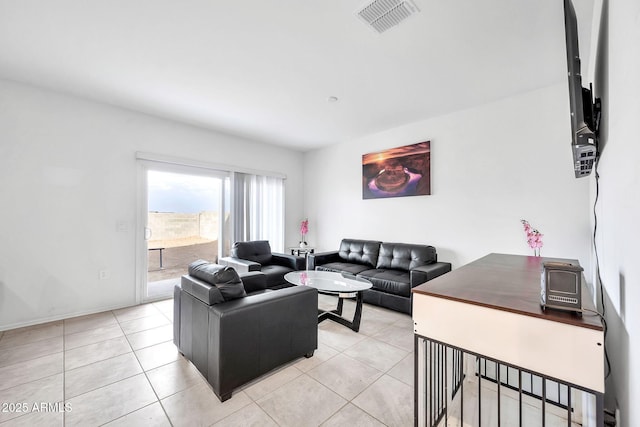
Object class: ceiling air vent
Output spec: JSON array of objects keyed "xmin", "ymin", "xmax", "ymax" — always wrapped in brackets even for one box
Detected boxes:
[{"xmin": 357, "ymin": 0, "xmax": 420, "ymax": 34}]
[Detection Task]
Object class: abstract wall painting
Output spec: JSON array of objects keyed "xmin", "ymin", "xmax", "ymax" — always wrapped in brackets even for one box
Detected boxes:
[{"xmin": 362, "ymin": 141, "xmax": 431, "ymax": 199}]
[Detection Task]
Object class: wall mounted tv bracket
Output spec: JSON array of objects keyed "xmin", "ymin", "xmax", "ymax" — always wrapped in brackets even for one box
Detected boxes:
[{"xmin": 573, "ymin": 84, "xmax": 602, "ymax": 178}]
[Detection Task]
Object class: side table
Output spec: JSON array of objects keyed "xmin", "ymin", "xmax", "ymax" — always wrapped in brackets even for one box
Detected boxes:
[
  {"xmin": 289, "ymin": 247, "xmax": 315, "ymax": 269},
  {"xmin": 289, "ymin": 247, "xmax": 315, "ymax": 256}
]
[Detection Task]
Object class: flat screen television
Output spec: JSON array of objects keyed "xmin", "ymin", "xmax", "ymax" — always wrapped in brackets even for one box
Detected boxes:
[{"xmin": 563, "ymin": 0, "xmax": 601, "ymax": 178}]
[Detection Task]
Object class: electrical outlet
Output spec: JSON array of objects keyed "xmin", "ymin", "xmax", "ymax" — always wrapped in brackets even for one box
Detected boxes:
[{"xmin": 99, "ymin": 270, "xmax": 110, "ymax": 280}]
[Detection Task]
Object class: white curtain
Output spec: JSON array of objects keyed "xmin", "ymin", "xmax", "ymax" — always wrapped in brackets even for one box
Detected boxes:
[{"xmin": 233, "ymin": 173, "xmax": 285, "ymax": 252}]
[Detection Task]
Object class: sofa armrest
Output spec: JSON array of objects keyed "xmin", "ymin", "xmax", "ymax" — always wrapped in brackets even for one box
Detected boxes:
[
  {"xmin": 410, "ymin": 262, "xmax": 452, "ymax": 287},
  {"xmin": 307, "ymin": 251, "xmax": 340, "ymax": 270},
  {"xmin": 219, "ymin": 256, "xmax": 261, "ymax": 273},
  {"xmin": 271, "ymin": 252, "xmax": 305, "ymax": 270}
]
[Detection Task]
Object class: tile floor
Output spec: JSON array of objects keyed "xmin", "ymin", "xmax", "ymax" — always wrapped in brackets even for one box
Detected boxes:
[{"xmin": 0, "ymin": 294, "xmax": 415, "ymax": 426}]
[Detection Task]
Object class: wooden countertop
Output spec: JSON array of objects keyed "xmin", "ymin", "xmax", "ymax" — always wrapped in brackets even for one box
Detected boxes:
[{"xmin": 412, "ymin": 253, "xmax": 603, "ymax": 331}]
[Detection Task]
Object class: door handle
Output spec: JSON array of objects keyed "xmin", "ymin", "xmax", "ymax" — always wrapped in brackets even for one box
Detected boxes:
[{"xmin": 144, "ymin": 227, "xmax": 152, "ymax": 240}]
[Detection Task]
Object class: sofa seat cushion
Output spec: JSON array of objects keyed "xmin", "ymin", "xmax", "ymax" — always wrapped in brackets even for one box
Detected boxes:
[
  {"xmin": 261, "ymin": 264, "xmax": 294, "ymax": 288},
  {"xmin": 358, "ymin": 269, "xmax": 411, "ymax": 297},
  {"xmin": 316, "ymin": 262, "xmax": 372, "ymax": 276}
]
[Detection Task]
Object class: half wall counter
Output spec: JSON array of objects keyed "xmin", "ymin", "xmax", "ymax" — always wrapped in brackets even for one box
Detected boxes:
[{"xmin": 411, "ymin": 253, "xmax": 604, "ymax": 427}]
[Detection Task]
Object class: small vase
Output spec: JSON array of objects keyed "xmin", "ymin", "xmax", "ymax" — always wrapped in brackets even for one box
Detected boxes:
[{"xmin": 299, "ymin": 241, "xmax": 307, "ymax": 249}]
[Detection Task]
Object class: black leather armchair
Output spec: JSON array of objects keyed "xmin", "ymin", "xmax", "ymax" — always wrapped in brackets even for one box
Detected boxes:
[
  {"xmin": 219, "ymin": 240, "xmax": 305, "ymax": 289},
  {"xmin": 173, "ymin": 260, "xmax": 318, "ymax": 402}
]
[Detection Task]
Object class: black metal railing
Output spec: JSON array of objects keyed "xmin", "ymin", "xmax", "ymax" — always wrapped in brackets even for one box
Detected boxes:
[
  {"xmin": 478, "ymin": 358, "xmax": 570, "ymax": 409},
  {"xmin": 415, "ymin": 335, "xmax": 604, "ymax": 427}
]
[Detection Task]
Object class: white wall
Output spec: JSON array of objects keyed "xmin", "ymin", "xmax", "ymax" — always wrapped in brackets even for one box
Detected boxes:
[
  {"xmin": 591, "ymin": 0, "xmax": 640, "ymax": 425},
  {"xmin": 304, "ymin": 84, "xmax": 592, "ymax": 273},
  {"xmin": 0, "ymin": 79, "xmax": 304, "ymax": 330}
]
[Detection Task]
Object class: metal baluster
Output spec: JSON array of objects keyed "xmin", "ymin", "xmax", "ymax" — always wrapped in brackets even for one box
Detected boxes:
[
  {"xmin": 542, "ymin": 378, "xmax": 546, "ymax": 426},
  {"xmin": 429, "ymin": 341, "xmax": 435, "ymax": 426},
  {"xmin": 518, "ymin": 369, "xmax": 523, "ymax": 427},
  {"xmin": 444, "ymin": 346, "xmax": 448, "ymax": 427},
  {"xmin": 436, "ymin": 343, "xmax": 440, "ymax": 422},
  {"xmin": 497, "ymin": 362, "xmax": 501, "ymax": 427},
  {"xmin": 567, "ymin": 386, "xmax": 572, "ymax": 427},
  {"xmin": 414, "ymin": 336, "xmax": 419, "ymax": 426},
  {"xmin": 426, "ymin": 339, "xmax": 429, "ymax": 427},
  {"xmin": 438, "ymin": 344, "xmax": 442, "ymax": 420},
  {"xmin": 477, "ymin": 357, "xmax": 482, "ymax": 427},
  {"xmin": 460, "ymin": 351, "xmax": 464, "ymax": 427},
  {"xmin": 530, "ymin": 373, "xmax": 533, "ymax": 395},
  {"xmin": 422, "ymin": 338, "xmax": 428, "ymax": 427}
]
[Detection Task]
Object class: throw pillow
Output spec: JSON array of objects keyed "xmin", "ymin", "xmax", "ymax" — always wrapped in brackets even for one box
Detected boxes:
[
  {"xmin": 188, "ymin": 259, "xmax": 224, "ymax": 283},
  {"xmin": 211, "ymin": 266, "xmax": 247, "ymax": 301},
  {"xmin": 188, "ymin": 260, "xmax": 246, "ymax": 301}
]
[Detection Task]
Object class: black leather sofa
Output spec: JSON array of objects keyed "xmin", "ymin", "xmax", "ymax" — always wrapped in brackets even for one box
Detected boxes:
[
  {"xmin": 173, "ymin": 260, "xmax": 317, "ymax": 401},
  {"xmin": 219, "ymin": 240, "xmax": 305, "ymax": 289},
  {"xmin": 308, "ymin": 239, "xmax": 451, "ymax": 314}
]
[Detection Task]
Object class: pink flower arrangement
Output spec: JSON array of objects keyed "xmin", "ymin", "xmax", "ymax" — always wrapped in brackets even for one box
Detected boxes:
[
  {"xmin": 521, "ymin": 219, "xmax": 543, "ymax": 256},
  {"xmin": 300, "ymin": 219, "xmax": 309, "ymax": 243}
]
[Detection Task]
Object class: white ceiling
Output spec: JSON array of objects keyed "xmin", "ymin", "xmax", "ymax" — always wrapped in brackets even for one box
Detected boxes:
[{"xmin": 0, "ymin": 0, "xmax": 594, "ymax": 151}]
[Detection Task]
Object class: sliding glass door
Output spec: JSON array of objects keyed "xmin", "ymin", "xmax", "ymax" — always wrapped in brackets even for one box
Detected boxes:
[
  {"xmin": 138, "ymin": 162, "xmax": 230, "ymax": 302},
  {"xmin": 135, "ymin": 155, "xmax": 285, "ymax": 303}
]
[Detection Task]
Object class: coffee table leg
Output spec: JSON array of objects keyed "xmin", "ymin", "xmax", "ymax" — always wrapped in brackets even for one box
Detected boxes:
[
  {"xmin": 336, "ymin": 297, "xmax": 344, "ymax": 315},
  {"xmin": 317, "ymin": 291, "xmax": 364, "ymax": 332},
  {"xmin": 351, "ymin": 291, "xmax": 364, "ymax": 332}
]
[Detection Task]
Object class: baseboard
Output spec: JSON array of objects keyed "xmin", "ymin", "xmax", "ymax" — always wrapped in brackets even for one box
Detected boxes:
[{"xmin": 0, "ymin": 301, "xmax": 145, "ymax": 332}]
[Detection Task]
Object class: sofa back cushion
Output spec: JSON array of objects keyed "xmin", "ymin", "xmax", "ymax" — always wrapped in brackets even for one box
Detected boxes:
[
  {"xmin": 231, "ymin": 240, "xmax": 273, "ymax": 265},
  {"xmin": 188, "ymin": 260, "xmax": 247, "ymax": 301},
  {"xmin": 376, "ymin": 243, "xmax": 437, "ymax": 271},
  {"xmin": 338, "ymin": 239, "xmax": 381, "ymax": 267}
]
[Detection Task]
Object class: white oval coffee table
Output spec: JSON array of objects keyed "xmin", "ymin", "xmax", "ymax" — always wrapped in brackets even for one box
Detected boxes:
[{"xmin": 285, "ymin": 270, "xmax": 372, "ymax": 332}]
